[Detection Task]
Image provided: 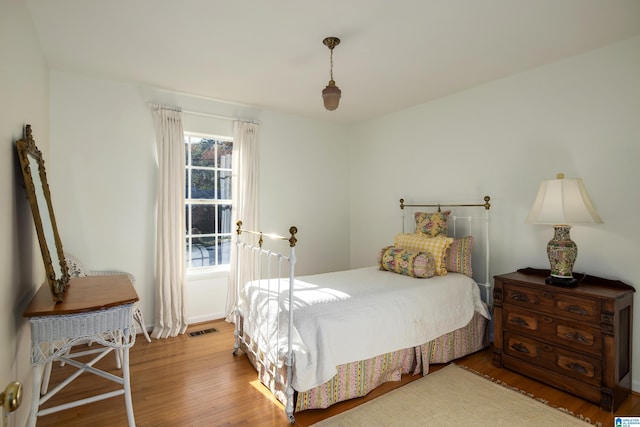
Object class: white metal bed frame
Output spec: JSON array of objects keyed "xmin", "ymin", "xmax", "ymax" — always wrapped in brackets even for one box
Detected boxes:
[{"xmin": 232, "ymin": 196, "xmax": 491, "ymax": 423}]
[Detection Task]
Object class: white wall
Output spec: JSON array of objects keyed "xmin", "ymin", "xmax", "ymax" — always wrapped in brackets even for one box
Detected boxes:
[
  {"xmin": 349, "ymin": 36, "xmax": 640, "ymax": 389},
  {"xmin": 258, "ymin": 110, "xmax": 351, "ymax": 274},
  {"xmin": 48, "ymin": 73, "xmax": 351, "ymax": 325},
  {"xmin": 0, "ymin": 1, "xmax": 50, "ymax": 425},
  {"xmin": 49, "ymin": 73, "xmax": 158, "ymax": 326}
]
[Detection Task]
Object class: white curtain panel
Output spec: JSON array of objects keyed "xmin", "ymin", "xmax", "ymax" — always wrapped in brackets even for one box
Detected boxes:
[
  {"xmin": 225, "ymin": 120, "xmax": 260, "ymax": 322},
  {"xmin": 151, "ymin": 106, "xmax": 188, "ymax": 338}
]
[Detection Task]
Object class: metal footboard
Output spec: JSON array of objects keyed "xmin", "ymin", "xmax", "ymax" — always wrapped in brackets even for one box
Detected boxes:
[{"xmin": 232, "ymin": 221, "xmax": 298, "ymax": 423}]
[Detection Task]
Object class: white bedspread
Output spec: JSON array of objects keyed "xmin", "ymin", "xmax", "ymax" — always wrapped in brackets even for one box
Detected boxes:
[{"xmin": 239, "ymin": 266, "xmax": 490, "ymax": 392}]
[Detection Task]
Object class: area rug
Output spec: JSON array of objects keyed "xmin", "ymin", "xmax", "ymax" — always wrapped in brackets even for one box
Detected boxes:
[{"xmin": 310, "ymin": 364, "xmax": 599, "ymax": 426}]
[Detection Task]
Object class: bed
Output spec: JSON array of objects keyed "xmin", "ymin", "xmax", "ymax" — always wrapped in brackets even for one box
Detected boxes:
[{"xmin": 232, "ymin": 196, "xmax": 492, "ymax": 423}]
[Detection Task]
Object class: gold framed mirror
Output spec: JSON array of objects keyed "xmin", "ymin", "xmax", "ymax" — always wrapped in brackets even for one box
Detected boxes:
[{"xmin": 16, "ymin": 125, "xmax": 69, "ymax": 302}]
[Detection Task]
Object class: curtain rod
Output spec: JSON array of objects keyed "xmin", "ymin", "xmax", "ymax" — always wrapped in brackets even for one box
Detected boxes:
[
  {"xmin": 183, "ymin": 109, "xmax": 261, "ymax": 125},
  {"xmin": 147, "ymin": 102, "xmax": 261, "ymax": 125}
]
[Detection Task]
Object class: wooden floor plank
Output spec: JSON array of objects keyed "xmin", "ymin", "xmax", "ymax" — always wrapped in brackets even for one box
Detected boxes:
[{"xmin": 34, "ymin": 319, "xmax": 639, "ymax": 426}]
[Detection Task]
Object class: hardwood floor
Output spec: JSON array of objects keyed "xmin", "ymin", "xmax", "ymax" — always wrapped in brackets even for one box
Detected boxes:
[{"xmin": 35, "ymin": 319, "xmax": 640, "ymax": 426}]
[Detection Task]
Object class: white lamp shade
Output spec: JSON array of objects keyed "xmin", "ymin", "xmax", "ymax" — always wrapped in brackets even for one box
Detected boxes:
[{"xmin": 525, "ymin": 176, "xmax": 603, "ymax": 225}]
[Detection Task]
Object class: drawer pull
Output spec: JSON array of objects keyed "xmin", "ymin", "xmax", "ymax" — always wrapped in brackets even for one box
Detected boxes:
[
  {"xmin": 566, "ymin": 362, "xmax": 588, "ymax": 375},
  {"xmin": 511, "ymin": 292, "xmax": 531, "ymax": 303},
  {"xmin": 564, "ymin": 331, "xmax": 589, "ymax": 344},
  {"xmin": 511, "ymin": 343, "xmax": 530, "ymax": 354},
  {"xmin": 564, "ymin": 305, "xmax": 589, "ymax": 316},
  {"xmin": 510, "ymin": 317, "xmax": 529, "ymax": 327}
]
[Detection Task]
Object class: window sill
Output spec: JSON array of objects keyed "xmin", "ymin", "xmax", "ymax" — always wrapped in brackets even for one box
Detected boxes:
[{"xmin": 187, "ymin": 266, "xmax": 230, "ymax": 280}]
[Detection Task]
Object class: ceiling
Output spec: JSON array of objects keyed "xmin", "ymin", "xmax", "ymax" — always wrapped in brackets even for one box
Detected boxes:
[{"xmin": 26, "ymin": 0, "xmax": 640, "ymax": 124}]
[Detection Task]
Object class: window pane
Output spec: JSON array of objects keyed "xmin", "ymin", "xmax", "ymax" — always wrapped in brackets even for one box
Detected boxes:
[
  {"xmin": 187, "ymin": 238, "xmax": 212, "ymax": 267},
  {"xmin": 185, "ymin": 169, "xmax": 190, "ymax": 199},
  {"xmin": 218, "ymin": 235, "xmax": 231, "ymax": 264},
  {"xmin": 192, "ymin": 138, "xmax": 216, "ymax": 167},
  {"xmin": 217, "ymin": 140, "xmax": 233, "ymax": 168},
  {"xmin": 185, "ymin": 206, "xmax": 191, "ymax": 235},
  {"xmin": 190, "ymin": 169, "xmax": 215, "ymax": 199},
  {"xmin": 217, "ymin": 204, "xmax": 232, "ymax": 233},
  {"xmin": 191, "ymin": 205, "xmax": 215, "ymax": 234},
  {"xmin": 218, "ymin": 171, "xmax": 232, "ymax": 199}
]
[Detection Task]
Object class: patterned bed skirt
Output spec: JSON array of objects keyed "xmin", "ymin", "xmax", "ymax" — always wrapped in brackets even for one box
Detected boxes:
[{"xmin": 242, "ymin": 310, "xmax": 489, "ymax": 412}]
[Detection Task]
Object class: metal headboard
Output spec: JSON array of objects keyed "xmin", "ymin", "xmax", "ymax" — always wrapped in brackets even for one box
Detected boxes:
[
  {"xmin": 399, "ymin": 195, "xmax": 491, "ymax": 214},
  {"xmin": 399, "ymin": 196, "xmax": 492, "ymax": 305}
]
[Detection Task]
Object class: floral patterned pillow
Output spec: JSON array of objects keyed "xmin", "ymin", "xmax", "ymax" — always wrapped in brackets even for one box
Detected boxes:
[
  {"xmin": 445, "ymin": 236, "xmax": 474, "ymax": 277},
  {"xmin": 378, "ymin": 246, "xmax": 436, "ymax": 278},
  {"xmin": 394, "ymin": 233, "xmax": 454, "ymax": 276},
  {"xmin": 414, "ymin": 210, "xmax": 451, "ymax": 237}
]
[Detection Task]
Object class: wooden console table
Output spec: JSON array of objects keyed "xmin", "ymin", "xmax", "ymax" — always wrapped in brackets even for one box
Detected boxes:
[{"xmin": 23, "ymin": 275, "xmax": 139, "ymax": 426}]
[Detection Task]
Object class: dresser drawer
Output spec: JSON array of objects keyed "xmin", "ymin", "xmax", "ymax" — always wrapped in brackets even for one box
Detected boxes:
[
  {"xmin": 504, "ymin": 332, "xmax": 601, "ymax": 387},
  {"xmin": 502, "ymin": 306, "xmax": 602, "ymax": 356},
  {"xmin": 503, "ymin": 282, "xmax": 599, "ymax": 322},
  {"xmin": 502, "ymin": 283, "xmax": 554, "ymax": 310}
]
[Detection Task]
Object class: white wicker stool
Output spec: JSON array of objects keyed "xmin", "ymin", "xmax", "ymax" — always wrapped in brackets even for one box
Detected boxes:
[
  {"xmin": 24, "ymin": 276, "xmax": 138, "ymax": 427},
  {"xmin": 39, "ymin": 255, "xmax": 153, "ymax": 396},
  {"xmin": 65, "ymin": 253, "xmax": 151, "ymax": 343}
]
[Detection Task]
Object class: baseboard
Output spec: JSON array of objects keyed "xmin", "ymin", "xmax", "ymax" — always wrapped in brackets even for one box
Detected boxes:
[
  {"xmin": 188, "ymin": 312, "xmax": 226, "ymax": 325},
  {"xmin": 134, "ymin": 313, "xmax": 227, "ymax": 337}
]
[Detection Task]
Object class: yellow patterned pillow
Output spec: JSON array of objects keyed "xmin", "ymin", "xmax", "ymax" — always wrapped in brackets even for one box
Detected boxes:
[{"xmin": 394, "ymin": 233, "xmax": 454, "ymax": 276}]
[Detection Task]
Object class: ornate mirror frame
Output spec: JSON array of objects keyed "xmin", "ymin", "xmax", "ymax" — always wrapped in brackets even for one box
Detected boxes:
[{"xmin": 16, "ymin": 125, "xmax": 69, "ymax": 302}]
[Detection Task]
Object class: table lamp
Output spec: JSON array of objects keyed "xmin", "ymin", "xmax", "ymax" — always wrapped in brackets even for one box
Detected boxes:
[{"xmin": 525, "ymin": 173, "xmax": 603, "ymax": 286}]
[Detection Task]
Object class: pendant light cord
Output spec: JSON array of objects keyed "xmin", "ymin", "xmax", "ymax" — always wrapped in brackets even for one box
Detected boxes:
[{"xmin": 329, "ymin": 48, "xmax": 334, "ymax": 81}]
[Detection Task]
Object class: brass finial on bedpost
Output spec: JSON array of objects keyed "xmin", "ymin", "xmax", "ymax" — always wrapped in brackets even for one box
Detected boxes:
[
  {"xmin": 258, "ymin": 232, "xmax": 264, "ymax": 248},
  {"xmin": 483, "ymin": 196, "xmax": 491, "ymax": 210},
  {"xmin": 289, "ymin": 226, "xmax": 298, "ymax": 247},
  {"xmin": 236, "ymin": 220, "xmax": 243, "ymax": 235},
  {"xmin": 399, "ymin": 198, "xmax": 405, "ymax": 210}
]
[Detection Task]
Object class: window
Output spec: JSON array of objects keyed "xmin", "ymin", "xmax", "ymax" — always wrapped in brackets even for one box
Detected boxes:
[{"xmin": 184, "ymin": 133, "xmax": 233, "ymax": 270}]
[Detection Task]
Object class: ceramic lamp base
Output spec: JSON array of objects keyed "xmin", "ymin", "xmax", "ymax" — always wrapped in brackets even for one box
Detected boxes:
[{"xmin": 547, "ymin": 224, "xmax": 577, "ymax": 279}]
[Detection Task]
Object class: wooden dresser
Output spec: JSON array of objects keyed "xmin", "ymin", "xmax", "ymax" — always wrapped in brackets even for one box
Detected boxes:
[{"xmin": 492, "ymin": 268, "xmax": 634, "ymax": 412}]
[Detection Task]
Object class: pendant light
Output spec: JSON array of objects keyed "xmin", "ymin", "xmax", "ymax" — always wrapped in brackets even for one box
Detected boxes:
[{"xmin": 322, "ymin": 37, "xmax": 341, "ymax": 111}]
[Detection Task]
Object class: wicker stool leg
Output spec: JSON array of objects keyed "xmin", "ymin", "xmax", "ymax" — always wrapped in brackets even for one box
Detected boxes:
[
  {"xmin": 40, "ymin": 360, "xmax": 53, "ymax": 394},
  {"xmin": 115, "ymin": 348, "xmax": 122, "ymax": 370},
  {"xmin": 134, "ymin": 307, "xmax": 151, "ymax": 342},
  {"xmin": 27, "ymin": 364, "xmax": 43, "ymax": 427},
  {"xmin": 122, "ymin": 347, "xmax": 136, "ymax": 426}
]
